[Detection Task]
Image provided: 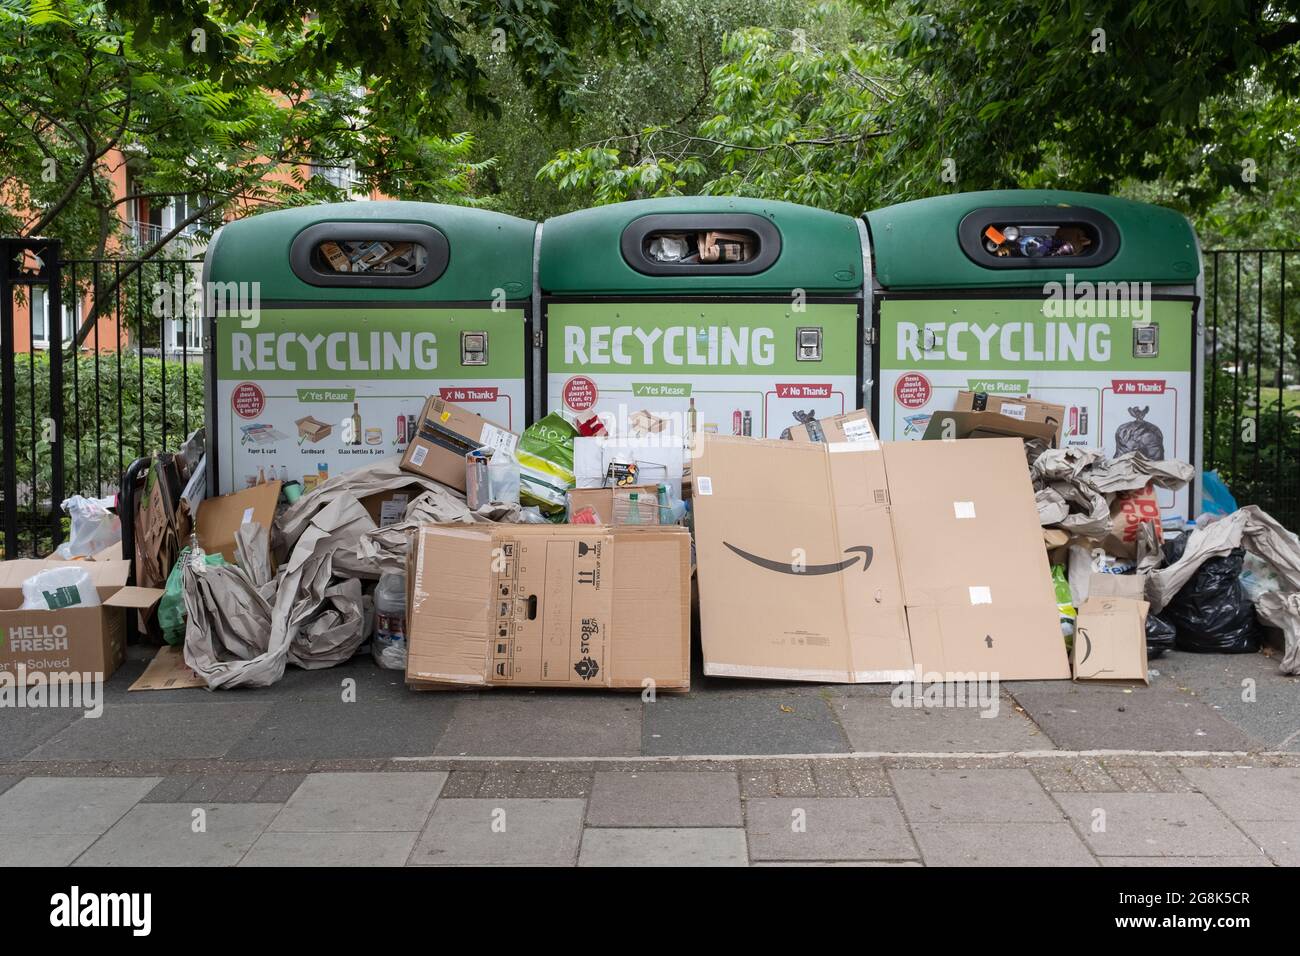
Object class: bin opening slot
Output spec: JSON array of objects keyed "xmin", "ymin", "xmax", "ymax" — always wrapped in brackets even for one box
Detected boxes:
[
  {"xmin": 978, "ymin": 222, "xmax": 1098, "ymax": 260},
  {"xmin": 620, "ymin": 212, "xmax": 782, "ymax": 276},
  {"xmin": 312, "ymin": 239, "xmax": 427, "ymax": 276},
  {"xmin": 956, "ymin": 205, "xmax": 1119, "ymax": 270},
  {"xmin": 288, "ymin": 221, "xmax": 449, "ymax": 287}
]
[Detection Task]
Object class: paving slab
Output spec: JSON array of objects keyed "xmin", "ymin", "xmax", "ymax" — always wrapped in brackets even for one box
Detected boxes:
[
  {"xmin": 0, "ymin": 776, "xmax": 160, "ymax": 834},
  {"xmin": 1180, "ymin": 767, "xmax": 1300, "ymax": 820},
  {"xmin": 226, "ymin": 699, "xmax": 457, "ymax": 759},
  {"xmin": 890, "ymin": 769, "xmax": 1061, "ymax": 824},
  {"xmin": 1005, "ymin": 681, "xmax": 1259, "ymax": 751},
  {"xmin": 578, "ymin": 827, "xmax": 748, "ymax": 866},
  {"xmin": 22, "ymin": 702, "xmax": 272, "ymax": 760},
  {"xmin": 435, "ymin": 696, "xmax": 641, "ymax": 757},
  {"xmin": 74, "ymin": 803, "xmax": 280, "ymax": 866},
  {"xmin": 831, "ymin": 695, "xmax": 1053, "ymax": 753},
  {"xmin": 0, "ymin": 709, "xmax": 83, "ymax": 759},
  {"xmin": 1233, "ymin": 820, "xmax": 1300, "ymax": 866},
  {"xmin": 1152, "ymin": 650, "xmax": 1300, "ymax": 751},
  {"xmin": 744, "ymin": 797, "xmax": 917, "ymax": 861},
  {"xmin": 269, "ymin": 771, "xmax": 445, "ymax": 832},
  {"xmin": 586, "ymin": 771, "xmax": 741, "ymax": 827},
  {"xmin": 0, "ymin": 831, "xmax": 103, "ymax": 867},
  {"xmin": 911, "ymin": 821, "xmax": 1096, "ymax": 866},
  {"xmin": 240, "ymin": 830, "xmax": 418, "ymax": 867},
  {"xmin": 409, "ymin": 798, "xmax": 585, "ymax": 866},
  {"xmin": 1055, "ymin": 792, "xmax": 1260, "ymax": 858},
  {"xmin": 1101, "ymin": 856, "xmax": 1273, "ymax": 867},
  {"xmin": 643, "ymin": 694, "xmax": 848, "ymax": 756}
]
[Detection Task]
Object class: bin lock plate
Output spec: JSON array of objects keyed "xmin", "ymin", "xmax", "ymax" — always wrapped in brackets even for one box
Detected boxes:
[
  {"xmin": 461, "ymin": 330, "xmax": 488, "ymax": 366},
  {"xmin": 796, "ymin": 326, "xmax": 823, "ymax": 362},
  {"xmin": 1132, "ymin": 323, "xmax": 1159, "ymax": 358}
]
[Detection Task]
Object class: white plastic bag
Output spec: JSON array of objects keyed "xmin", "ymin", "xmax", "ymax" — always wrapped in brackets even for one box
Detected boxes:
[
  {"xmin": 53, "ymin": 494, "xmax": 120, "ymax": 560},
  {"xmin": 20, "ymin": 565, "xmax": 102, "ymax": 610}
]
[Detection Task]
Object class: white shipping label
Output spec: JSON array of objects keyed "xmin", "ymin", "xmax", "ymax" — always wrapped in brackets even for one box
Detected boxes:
[
  {"xmin": 969, "ymin": 586, "xmax": 993, "ymax": 605},
  {"xmin": 480, "ymin": 423, "xmax": 518, "ymax": 457},
  {"xmin": 696, "ymin": 476, "xmax": 713, "ymax": 496},
  {"xmin": 379, "ymin": 494, "xmax": 409, "ymax": 526},
  {"xmin": 840, "ymin": 417, "xmax": 878, "ymax": 442},
  {"xmin": 409, "ymin": 445, "xmax": 428, "ymax": 467},
  {"xmin": 999, "ymin": 403, "xmax": 1028, "ymax": 420},
  {"xmin": 953, "ymin": 501, "xmax": 977, "ymax": 519},
  {"xmin": 241, "ymin": 507, "xmax": 255, "ymax": 525},
  {"xmin": 829, "ymin": 440, "xmax": 880, "ymax": 454}
]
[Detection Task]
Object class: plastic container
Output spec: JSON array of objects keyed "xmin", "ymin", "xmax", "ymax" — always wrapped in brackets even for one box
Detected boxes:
[{"xmin": 372, "ymin": 571, "xmax": 408, "ymax": 670}]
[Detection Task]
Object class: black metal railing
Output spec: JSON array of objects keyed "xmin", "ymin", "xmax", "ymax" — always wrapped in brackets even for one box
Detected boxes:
[
  {"xmin": 1, "ymin": 238, "xmax": 205, "ymax": 558},
  {"xmin": 1203, "ymin": 249, "xmax": 1298, "ymax": 529}
]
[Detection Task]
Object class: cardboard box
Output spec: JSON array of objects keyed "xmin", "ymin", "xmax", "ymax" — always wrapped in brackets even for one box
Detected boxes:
[
  {"xmin": 785, "ymin": 408, "xmax": 878, "ymax": 445},
  {"xmin": 883, "ymin": 439, "xmax": 1071, "ymax": 681},
  {"xmin": 406, "ymin": 524, "xmax": 691, "ymax": 690},
  {"xmin": 360, "ymin": 485, "xmax": 425, "ymax": 528},
  {"xmin": 567, "ymin": 485, "xmax": 664, "ymax": 525},
  {"xmin": 1088, "ymin": 571, "xmax": 1147, "ymax": 601},
  {"xmin": 0, "ymin": 559, "xmax": 163, "ymax": 684},
  {"xmin": 954, "ymin": 392, "xmax": 1066, "ymax": 447},
  {"xmin": 691, "ymin": 437, "xmax": 910, "ymax": 682},
  {"xmin": 195, "ymin": 481, "xmax": 281, "ymax": 564},
  {"xmin": 921, "ymin": 409, "xmax": 1058, "ymax": 446},
  {"xmin": 1072, "ymin": 596, "xmax": 1150, "ymax": 683},
  {"xmin": 400, "ymin": 397, "xmax": 517, "ymax": 492},
  {"xmin": 691, "ymin": 435, "xmax": 1071, "ymax": 683}
]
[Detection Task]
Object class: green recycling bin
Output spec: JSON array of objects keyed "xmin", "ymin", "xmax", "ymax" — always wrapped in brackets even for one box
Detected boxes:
[
  {"xmin": 203, "ymin": 201, "xmax": 536, "ymax": 495},
  {"xmin": 865, "ymin": 189, "xmax": 1203, "ymax": 517},
  {"xmin": 538, "ymin": 197, "xmax": 868, "ymax": 438}
]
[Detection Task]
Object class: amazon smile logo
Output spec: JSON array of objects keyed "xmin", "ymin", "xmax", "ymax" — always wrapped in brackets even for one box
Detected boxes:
[{"xmin": 723, "ymin": 542, "xmax": 873, "ymax": 576}]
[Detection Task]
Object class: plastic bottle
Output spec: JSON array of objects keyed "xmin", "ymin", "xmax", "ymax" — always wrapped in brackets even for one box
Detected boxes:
[
  {"xmin": 626, "ymin": 492, "xmax": 642, "ymax": 525},
  {"xmin": 372, "ymin": 571, "xmax": 408, "ymax": 670}
]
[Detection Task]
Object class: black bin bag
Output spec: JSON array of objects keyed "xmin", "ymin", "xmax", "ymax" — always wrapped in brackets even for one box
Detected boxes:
[{"xmin": 1161, "ymin": 533, "xmax": 1261, "ymax": 653}]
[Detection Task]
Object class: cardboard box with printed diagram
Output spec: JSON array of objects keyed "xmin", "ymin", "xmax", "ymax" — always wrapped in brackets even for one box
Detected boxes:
[
  {"xmin": 0, "ymin": 559, "xmax": 163, "ymax": 684},
  {"xmin": 691, "ymin": 434, "xmax": 1071, "ymax": 683},
  {"xmin": 406, "ymin": 524, "xmax": 691, "ymax": 691},
  {"xmin": 400, "ymin": 396, "xmax": 518, "ymax": 492},
  {"xmin": 784, "ymin": 408, "xmax": 878, "ymax": 445},
  {"xmin": 1071, "ymin": 596, "xmax": 1150, "ymax": 683}
]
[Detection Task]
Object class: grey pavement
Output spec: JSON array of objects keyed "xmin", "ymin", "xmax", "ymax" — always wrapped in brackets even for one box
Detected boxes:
[
  {"xmin": 0, "ymin": 758, "xmax": 1292, "ymax": 866},
  {"xmin": 3, "ymin": 643, "xmax": 1296, "ymax": 766}
]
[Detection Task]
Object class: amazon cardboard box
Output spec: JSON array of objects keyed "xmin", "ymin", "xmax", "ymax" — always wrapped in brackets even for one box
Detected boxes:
[
  {"xmin": 691, "ymin": 436, "xmax": 911, "ymax": 682},
  {"xmin": 921, "ymin": 408, "xmax": 1058, "ymax": 447},
  {"xmin": 400, "ymin": 396, "xmax": 518, "ymax": 492},
  {"xmin": 406, "ymin": 524, "xmax": 691, "ymax": 690},
  {"xmin": 691, "ymin": 434, "xmax": 1071, "ymax": 683},
  {"xmin": 785, "ymin": 408, "xmax": 878, "ymax": 445},
  {"xmin": 1072, "ymin": 596, "xmax": 1150, "ymax": 683},
  {"xmin": 0, "ymin": 559, "xmax": 163, "ymax": 684}
]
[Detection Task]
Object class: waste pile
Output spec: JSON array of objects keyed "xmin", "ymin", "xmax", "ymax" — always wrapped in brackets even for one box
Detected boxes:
[{"xmin": 7, "ymin": 391, "xmax": 1299, "ymax": 695}]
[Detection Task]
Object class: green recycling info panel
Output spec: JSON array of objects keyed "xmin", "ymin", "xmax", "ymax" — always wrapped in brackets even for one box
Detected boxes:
[
  {"xmin": 878, "ymin": 297, "xmax": 1195, "ymax": 517},
  {"xmin": 546, "ymin": 301, "xmax": 859, "ymax": 439},
  {"xmin": 215, "ymin": 307, "xmax": 526, "ymax": 493}
]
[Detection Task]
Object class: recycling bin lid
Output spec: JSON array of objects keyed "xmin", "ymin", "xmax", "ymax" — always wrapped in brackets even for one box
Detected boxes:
[
  {"xmin": 204, "ymin": 201, "xmax": 536, "ymax": 303},
  {"xmin": 540, "ymin": 196, "xmax": 864, "ymax": 296},
  {"xmin": 864, "ymin": 190, "xmax": 1199, "ymax": 290}
]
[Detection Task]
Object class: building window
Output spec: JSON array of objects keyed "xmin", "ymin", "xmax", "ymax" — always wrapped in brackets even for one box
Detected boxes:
[{"xmin": 29, "ymin": 287, "xmax": 49, "ymax": 349}]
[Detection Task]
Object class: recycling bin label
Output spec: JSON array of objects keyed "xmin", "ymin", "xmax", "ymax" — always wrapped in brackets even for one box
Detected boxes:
[
  {"xmin": 877, "ymin": 297, "xmax": 1196, "ymax": 516},
  {"xmin": 214, "ymin": 307, "xmax": 526, "ymax": 493},
  {"xmin": 545, "ymin": 300, "xmax": 860, "ymax": 439}
]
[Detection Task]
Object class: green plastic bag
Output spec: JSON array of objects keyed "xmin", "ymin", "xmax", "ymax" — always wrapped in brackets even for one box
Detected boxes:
[
  {"xmin": 158, "ymin": 547, "xmax": 227, "ymax": 646},
  {"xmin": 1052, "ymin": 563, "xmax": 1077, "ymax": 651},
  {"xmin": 517, "ymin": 413, "xmax": 577, "ymax": 518}
]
